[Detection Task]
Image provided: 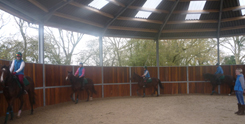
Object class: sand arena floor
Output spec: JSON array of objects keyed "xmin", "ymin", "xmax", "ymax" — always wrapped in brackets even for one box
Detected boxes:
[{"xmin": 0, "ymin": 95, "xmax": 244, "ymax": 124}]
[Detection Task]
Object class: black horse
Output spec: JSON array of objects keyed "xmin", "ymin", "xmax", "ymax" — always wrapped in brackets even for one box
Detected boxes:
[
  {"xmin": 132, "ymin": 73, "xmax": 164, "ymax": 97},
  {"xmin": 203, "ymin": 73, "xmax": 235, "ymax": 95},
  {"xmin": 1, "ymin": 65, "xmax": 36, "ymax": 124}
]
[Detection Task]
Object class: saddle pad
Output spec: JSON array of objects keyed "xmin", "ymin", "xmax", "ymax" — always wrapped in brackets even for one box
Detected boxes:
[
  {"xmin": 83, "ymin": 78, "xmax": 88, "ymax": 84},
  {"xmin": 14, "ymin": 76, "xmax": 30, "ymax": 88},
  {"xmin": 220, "ymin": 75, "xmax": 225, "ymax": 80},
  {"xmin": 147, "ymin": 78, "xmax": 152, "ymax": 83}
]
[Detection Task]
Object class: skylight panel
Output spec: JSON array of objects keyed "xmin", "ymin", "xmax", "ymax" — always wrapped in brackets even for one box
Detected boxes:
[
  {"xmin": 88, "ymin": 0, "xmax": 109, "ymax": 10},
  {"xmin": 239, "ymin": 0, "xmax": 245, "ymax": 15},
  {"xmin": 185, "ymin": 1, "xmax": 206, "ymax": 20},
  {"xmin": 135, "ymin": 0, "xmax": 162, "ymax": 19}
]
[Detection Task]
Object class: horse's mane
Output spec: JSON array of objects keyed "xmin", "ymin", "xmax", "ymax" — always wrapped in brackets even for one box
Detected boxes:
[
  {"xmin": 133, "ymin": 73, "xmax": 143, "ymax": 81},
  {"xmin": 68, "ymin": 73, "xmax": 81, "ymax": 83}
]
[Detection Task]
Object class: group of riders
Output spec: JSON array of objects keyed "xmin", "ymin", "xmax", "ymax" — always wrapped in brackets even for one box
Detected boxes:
[{"xmin": 6, "ymin": 52, "xmax": 245, "ymax": 115}]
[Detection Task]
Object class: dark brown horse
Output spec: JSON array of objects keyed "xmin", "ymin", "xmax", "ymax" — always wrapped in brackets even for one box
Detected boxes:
[
  {"xmin": 0, "ymin": 65, "xmax": 35, "ymax": 124},
  {"xmin": 203, "ymin": 73, "xmax": 235, "ymax": 95},
  {"xmin": 132, "ymin": 73, "xmax": 163, "ymax": 97},
  {"xmin": 66, "ymin": 71, "xmax": 97, "ymax": 103}
]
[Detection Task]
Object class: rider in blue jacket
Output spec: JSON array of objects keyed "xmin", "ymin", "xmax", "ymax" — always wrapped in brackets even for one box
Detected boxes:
[
  {"xmin": 214, "ymin": 63, "xmax": 224, "ymax": 85},
  {"xmin": 142, "ymin": 66, "xmax": 150, "ymax": 87}
]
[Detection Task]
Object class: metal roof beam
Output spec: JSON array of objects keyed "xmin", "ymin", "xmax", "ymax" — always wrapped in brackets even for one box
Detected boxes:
[
  {"xmin": 157, "ymin": 0, "xmax": 180, "ymax": 39},
  {"xmin": 103, "ymin": 0, "xmax": 136, "ymax": 35},
  {"xmin": 69, "ymin": 1, "xmax": 114, "ymax": 18},
  {"xmin": 28, "ymin": 0, "xmax": 48, "ymax": 12},
  {"xmin": 0, "ymin": 0, "xmax": 41, "ymax": 23},
  {"xmin": 217, "ymin": 0, "xmax": 223, "ymax": 38},
  {"xmin": 42, "ymin": 0, "xmax": 73, "ymax": 22}
]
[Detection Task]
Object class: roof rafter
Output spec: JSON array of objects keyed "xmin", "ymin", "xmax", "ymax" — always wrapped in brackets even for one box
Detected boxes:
[
  {"xmin": 103, "ymin": 0, "xmax": 136, "ymax": 35},
  {"xmin": 69, "ymin": 1, "xmax": 114, "ymax": 18},
  {"xmin": 28, "ymin": 0, "xmax": 48, "ymax": 12},
  {"xmin": 217, "ymin": 0, "xmax": 223, "ymax": 38},
  {"xmin": 42, "ymin": 0, "xmax": 73, "ymax": 22},
  {"xmin": 157, "ymin": 0, "xmax": 180, "ymax": 39},
  {"xmin": 53, "ymin": 12, "xmax": 103, "ymax": 27}
]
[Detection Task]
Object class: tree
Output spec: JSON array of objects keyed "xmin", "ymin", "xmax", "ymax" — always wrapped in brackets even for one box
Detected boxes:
[
  {"xmin": 220, "ymin": 36, "xmax": 245, "ymax": 64},
  {"xmin": 46, "ymin": 28, "xmax": 84, "ymax": 65},
  {"xmin": 0, "ymin": 10, "xmax": 10, "ymax": 41},
  {"xmin": 14, "ymin": 17, "xmax": 28, "ymax": 61},
  {"xmin": 222, "ymin": 55, "xmax": 236, "ymax": 65}
]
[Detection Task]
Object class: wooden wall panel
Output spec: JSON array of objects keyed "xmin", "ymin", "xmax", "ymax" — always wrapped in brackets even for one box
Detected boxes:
[
  {"xmin": 104, "ymin": 84, "xmax": 130, "ymax": 97},
  {"xmin": 45, "ymin": 65, "xmax": 73, "ymax": 86},
  {"xmin": 159, "ymin": 67, "xmax": 187, "ymax": 81},
  {"xmin": 74, "ymin": 66, "xmax": 102, "ymax": 84},
  {"xmin": 103, "ymin": 67, "xmax": 129, "ymax": 83},
  {"xmin": 188, "ymin": 66, "xmax": 216, "ymax": 81},
  {"xmin": 45, "ymin": 87, "xmax": 73, "ymax": 105},
  {"xmin": 25, "ymin": 63, "xmax": 43, "ymax": 87},
  {"xmin": 160, "ymin": 83, "xmax": 187, "ymax": 94},
  {"xmin": 0, "ymin": 89, "xmax": 43, "ymax": 117},
  {"xmin": 189, "ymin": 82, "xmax": 217, "ymax": 94}
]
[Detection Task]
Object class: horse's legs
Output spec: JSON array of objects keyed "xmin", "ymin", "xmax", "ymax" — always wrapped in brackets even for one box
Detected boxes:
[
  {"xmin": 151, "ymin": 87, "xmax": 155, "ymax": 96},
  {"xmin": 70, "ymin": 92, "xmax": 75, "ymax": 102},
  {"xmin": 4, "ymin": 105, "xmax": 11, "ymax": 124},
  {"xmin": 18, "ymin": 96, "xmax": 24, "ymax": 118},
  {"xmin": 90, "ymin": 86, "xmax": 93, "ymax": 100},
  {"xmin": 10, "ymin": 106, "xmax": 13, "ymax": 120},
  {"xmin": 211, "ymin": 84, "xmax": 217, "ymax": 95},
  {"xmin": 75, "ymin": 91, "xmax": 79, "ymax": 104},
  {"xmin": 29, "ymin": 94, "xmax": 34, "ymax": 114},
  {"xmin": 229, "ymin": 84, "xmax": 234, "ymax": 95},
  {"xmin": 136, "ymin": 88, "xmax": 141, "ymax": 96},
  {"xmin": 4, "ymin": 99, "xmax": 13, "ymax": 124},
  {"xmin": 86, "ymin": 89, "xmax": 90, "ymax": 102},
  {"xmin": 143, "ymin": 88, "xmax": 145, "ymax": 97},
  {"xmin": 155, "ymin": 86, "xmax": 159, "ymax": 96}
]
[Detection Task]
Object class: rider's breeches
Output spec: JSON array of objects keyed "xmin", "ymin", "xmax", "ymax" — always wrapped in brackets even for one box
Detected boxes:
[{"xmin": 17, "ymin": 75, "xmax": 24, "ymax": 84}]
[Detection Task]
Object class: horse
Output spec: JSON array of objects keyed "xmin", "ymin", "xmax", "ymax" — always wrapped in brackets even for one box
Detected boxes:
[
  {"xmin": 132, "ymin": 73, "xmax": 164, "ymax": 97},
  {"xmin": 0, "ymin": 65, "xmax": 35, "ymax": 124},
  {"xmin": 66, "ymin": 71, "xmax": 97, "ymax": 104},
  {"xmin": 203, "ymin": 73, "xmax": 235, "ymax": 95}
]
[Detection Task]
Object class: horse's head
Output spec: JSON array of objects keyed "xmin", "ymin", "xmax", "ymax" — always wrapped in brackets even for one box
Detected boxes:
[
  {"xmin": 132, "ymin": 72, "xmax": 143, "ymax": 82},
  {"xmin": 1, "ymin": 65, "xmax": 10, "ymax": 83},
  {"xmin": 66, "ymin": 71, "xmax": 73, "ymax": 81}
]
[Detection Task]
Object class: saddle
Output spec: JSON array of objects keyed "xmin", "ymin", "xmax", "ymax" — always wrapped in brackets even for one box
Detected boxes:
[
  {"xmin": 144, "ymin": 78, "xmax": 152, "ymax": 83},
  {"xmin": 82, "ymin": 78, "xmax": 88, "ymax": 85},
  {"xmin": 13, "ymin": 76, "xmax": 30, "ymax": 88}
]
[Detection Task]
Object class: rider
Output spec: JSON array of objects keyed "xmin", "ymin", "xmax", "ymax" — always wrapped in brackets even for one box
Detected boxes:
[
  {"xmin": 142, "ymin": 66, "xmax": 150, "ymax": 87},
  {"xmin": 74, "ymin": 62, "xmax": 85, "ymax": 89},
  {"xmin": 214, "ymin": 63, "xmax": 224, "ymax": 85},
  {"xmin": 9, "ymin": 52, "xmax": 26, "ymax": 95}
]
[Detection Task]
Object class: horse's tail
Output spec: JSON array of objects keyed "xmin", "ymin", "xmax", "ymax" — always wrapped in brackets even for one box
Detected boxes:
[
  {"xmin": 92, "ymin": 84, "xmax": 97, "ymax": 94},
  {"xmin": 158, "ymin": 79, "xmax": 164, "ymax": 89},
  {"xmin": 233, "ymin": 77, "xmax": 236, "ymax": 82},
  {"xmin": 26, "ymin": 77, "xmax": 36, "ymax": 105},
  {"xmin": 89, "ymin": 79, "xmax": 97, "ymax": 94}
]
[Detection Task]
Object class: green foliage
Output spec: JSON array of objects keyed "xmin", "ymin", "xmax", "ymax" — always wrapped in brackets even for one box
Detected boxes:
[{"xmin": 222, "ymin": 56, "xmax": 236, "ymax": 65}]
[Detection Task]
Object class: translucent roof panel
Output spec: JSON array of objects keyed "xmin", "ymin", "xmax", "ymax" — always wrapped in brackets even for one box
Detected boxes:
[
  {"xmin": 185, "ymin": 1, "xmax": 206, "ymax": 20},
  {"xmin": 185, "ymin": 14, "xmax": 201, "ymax": 20},
  {"xmin": 135, "ymin": 0, "xmax": 162, "ymax": 19},
  {"xmin": 135, "ymin": 11, "xmax": 152, "ymax": 19},
  {"xmin": 239, "ymin": 0, "xmax": 245, "ymax": 15},
  {"xmin": 88, "ymin": 0, "xmax": 109, "ymax": 10}
]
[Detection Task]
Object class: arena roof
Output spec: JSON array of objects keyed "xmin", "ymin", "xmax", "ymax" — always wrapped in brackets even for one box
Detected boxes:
[{"xmin": 0, "ymin": 0, "xmax": 244, "ymax": 39}]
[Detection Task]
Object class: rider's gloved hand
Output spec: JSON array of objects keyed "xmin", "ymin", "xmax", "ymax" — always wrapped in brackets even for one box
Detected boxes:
[{"xmin": 12, "ymin": 72, "xmax": 16, "ymax": 75}]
